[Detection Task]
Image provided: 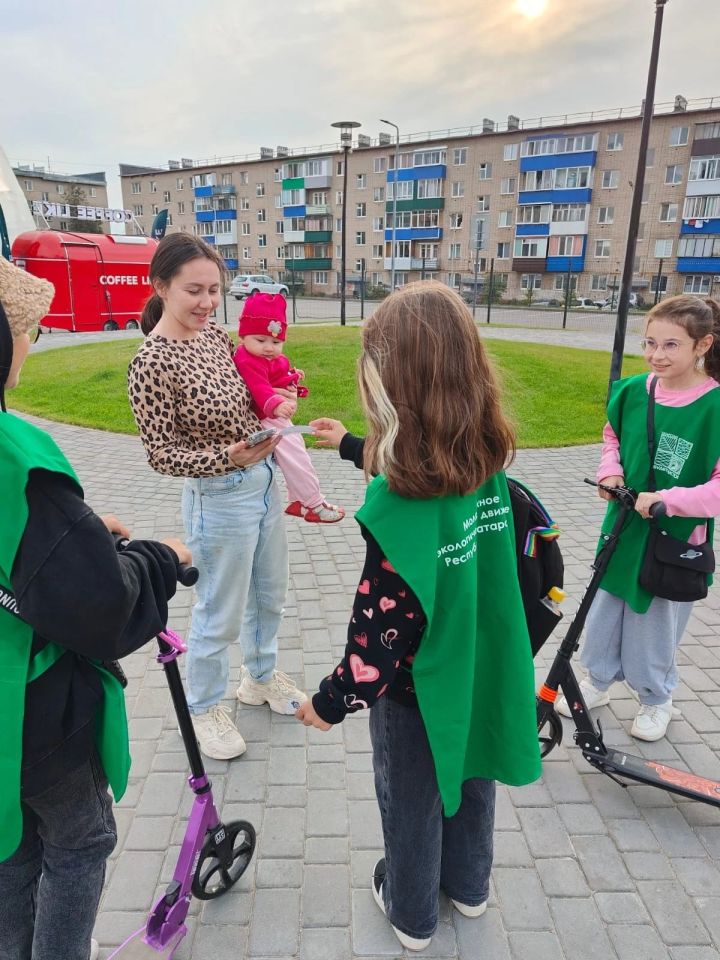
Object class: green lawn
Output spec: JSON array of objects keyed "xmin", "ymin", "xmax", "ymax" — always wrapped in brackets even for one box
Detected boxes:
[{"xmin": 11, "ymin": 327, "xmax": 646, "ymax": 448}]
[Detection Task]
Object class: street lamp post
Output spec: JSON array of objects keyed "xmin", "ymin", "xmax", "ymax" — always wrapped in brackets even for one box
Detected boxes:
[
  {"xmin": 380, "ymin": 119, "xmax": 400, "ymax": 292},
  {"xmin": 608, "ymin": 0, "xmax": 669, "ymax": 394},
  {"xmin": 331, "ymin": 120, "xmax": 361, "ymax": 326}
]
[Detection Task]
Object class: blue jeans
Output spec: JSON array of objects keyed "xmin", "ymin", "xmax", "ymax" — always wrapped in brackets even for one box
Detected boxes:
[
  {"xmin": 370, "ymin": 696, "xmax": 495, "ymax": 940},
  {"xmin": 0, "ymin": 754, "xmax": 116, "ymax": 960},
  {"xmin": 181, "ymin": 459, "xmax": 288, "ymax": 714}
]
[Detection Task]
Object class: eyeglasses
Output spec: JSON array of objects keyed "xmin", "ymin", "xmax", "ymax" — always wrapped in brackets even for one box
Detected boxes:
[
  {"xmin": 26, "ymin": 325, "xmax": 42, "ymax": 345},
  {"xmin": 639, "ymin": 337, "xmax": 693, "ymax": 355}
]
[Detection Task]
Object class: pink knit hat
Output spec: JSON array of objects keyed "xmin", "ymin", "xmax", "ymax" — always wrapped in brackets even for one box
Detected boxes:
[{"xmin": 238, "ymin": 293, "xmax": 288, "ymax": 341}]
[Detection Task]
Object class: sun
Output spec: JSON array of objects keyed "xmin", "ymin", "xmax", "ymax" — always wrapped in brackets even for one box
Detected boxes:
[{"xmin": 514, "ymin": 0, "xmax": 548, "ymax": 17}]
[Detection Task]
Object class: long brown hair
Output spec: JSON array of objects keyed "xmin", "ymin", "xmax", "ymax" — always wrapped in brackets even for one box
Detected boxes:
[
  {"xmin": 141, "ymin": 233, "xmax": 227, "ymax": 335},
  {"xmin": 359, "ymin": 281, "xmax": 515, "ymax": 498},
  {"xmin": 645, "ymin": 295, "xmax": 720, "ymax": 381}
]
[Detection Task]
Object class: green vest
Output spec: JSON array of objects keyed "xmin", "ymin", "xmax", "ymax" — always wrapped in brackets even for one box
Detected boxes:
[
  {"xmin": 356, "ymin": 472, "xmax": 541, "ymax": 817},
  {"xmin": 0, "ymin": 412, "xmax": 130, "ymax": 863},
  {"xmin": 600, "ymin": 374, "xmax": 720, "ymax": 613}
]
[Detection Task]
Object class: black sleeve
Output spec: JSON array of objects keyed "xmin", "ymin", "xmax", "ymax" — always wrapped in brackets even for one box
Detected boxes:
[
  {"xmin": 338, "ymin": 433, "xmax": 365, "ymax": 470},
  {"xmin": 312, "ymin": 529, "xmax": 425, "ymax": 724},
  {"xmin": 11, "ymin": 469, "xmax": 180, "ymax": 660}
]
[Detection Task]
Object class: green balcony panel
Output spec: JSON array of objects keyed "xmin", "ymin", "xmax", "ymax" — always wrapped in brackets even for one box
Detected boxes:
[
  {"xmin": 385, "ymin": 197, "xmax": 445, "ymax": 213},
  {"xmin": 304, "ymin": 230, "xmax": 332, "ymax": 242},
  {"xmin": 285, "ymin": 258, "xmax": 332, "ymax": 271},
  {"xmin": 282, "ymin": 177, "xmax": 305, "ymax": 190}
]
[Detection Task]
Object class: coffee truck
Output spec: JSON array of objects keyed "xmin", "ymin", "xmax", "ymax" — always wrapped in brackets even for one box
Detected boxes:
[{"xmin": 11, "ymin": 230, "xmax": 158, "ymax": 332}]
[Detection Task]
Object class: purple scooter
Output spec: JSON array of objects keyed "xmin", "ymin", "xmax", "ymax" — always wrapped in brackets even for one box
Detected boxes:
[{"xmin": 109, "ymin": 554, "xmax": 256, "ymax": 958}]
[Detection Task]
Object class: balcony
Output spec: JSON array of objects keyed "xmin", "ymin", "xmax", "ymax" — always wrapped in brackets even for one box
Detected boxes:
[
  {"xmin": 305, "ymin": 174, "xmax": 332, "ymax": 189},
  {"xmin": 305, "ymin": 230, "xmax": 332, "ymax": 243},
  {"xmin": 410, "ymin": 258, "xmax": 438, "ymax": 270},
  {"xmin": 284, "ymin": 230, "xmax": 304, "ymax": 243},
  {"xmin": 285, "ymin": 257, "xmax": 332, "ymax": 271},
  {"xmin": 305, "ymin": 203, "xmax": 330, "ymax": 216},
  {"xmin": 383, "ymin": 257, "xmax": 413, "ymax": 270},
  {"xmin": 211, "ymin": 185, "xmax": 236, "ymax": 195},
  {"xmin": 385, "ymin": 198, "xmax": 444, "ymax": 213}
]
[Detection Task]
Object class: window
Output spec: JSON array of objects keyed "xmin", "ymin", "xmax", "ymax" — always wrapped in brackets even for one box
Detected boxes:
[
  {"xmin": 221, "ymin": 173, "xmax": 232, "ymax": 186},
  {"xmin": 665, "ymin": 164, "xmax": 683, "ymax": 185},
  {"xmin": 413, "ymin": 149, "xmax": 445, "ymax": 166},
  {"xmin": 372, "ymin": 217, "xmax": 384, "ymax": 231},
  {"xmin": 607, "ymin": 132, "xmax": 624, "ymax": 151},
  {"xmin": 274, "ymin": 168, "xmax": 282, "ymax": 182},
  {"xmin": 335, "ymin": 217, "xmax": 342, "ymax": 231},
  {"xmin": 336, "ymin": 161, "xmax": 344, "ymax": 176},
  {"xmin": 131, "ymin": 182, "xmax": 141, "ymax": 194},
  {"xmin": 259, "ymin": 258, "xmax": 268, "ymax": 271},
  {"xmin": 373, "ymin": 186, "xmax": 385, "ymax": 202},
  {"xmin": 697, "ymin": 122, "xmax": 720, "ymax": 140},
  {"xmin": 476, "ymin": 195, "xmax": 490, "ymax": 212},
  {"xmin": 335, "ymin": 190, "xmax": 343, "ymax": 205},
  {"xmin": 372, "ymin": 244, "xmax": 383, "ymax": 258},
  {"xmin": 597, "ymin": 206, "xmax": 614, "ymax": 224},
  {"xmin": 356, "ymin": 174, "xmax": 366, "ymax": 189},
  {"xmin": 503, "ymin": 143, "xmax": 519, "ymax": 161},
  {"xmin": 670, "ymin": 126, "xmax": 689, "ymax": 147},
  {"xmin": 314, "ymin": 271, "xmax": 328, "ymax": 285},
  {"xmin": 391, "ymin": 240, "xmax": 411, "ymax": 258},
  {"xmin": 637, "ymin": 221, "xmax": 645, "ymax": 241},
  {"xmin": 241, "ymin": 222, "xmax": 251, "ymax": 235},
  {"xmin": 274, "ymin": 195, "xmax": 283, "ymax": 209},
  {"xmin": 177, "ymin": 201, "xmax": 185, "ymax": 214},
  {"xmin": 448, "ymin": 272, "xmax": 461, "ymax": 288},
  {"xmin": 258, "ymin": 234, "xmax": 267, "ymax": 247},
  {"xmin": 356, "ymin": 202, "xmax": 366, "ymax": 217},
  {"xmin": 57, "ymin": 184, "xmax": 65, "ymax": 195},
  {"xmin": 238, "ymin": 172, "xmax": 248, "ymax": 185},
  {"xmin": 257, "ymin": 209, "xmax": 266, "ymax": 222},
  {"xmin": 256, "ymin": 183, "xmax": 265, "ymax": 197},
  {"xmin": 684, "ymin": 275, "xmax": 711, "ymax": 294},
  {"xmin": 659, "ymin": 202, "xmax": 678, "ymax": 222},
  {"xmin": 602, "ymin": 170, "xmax": 619, "ymax": 189},
  {"xmin": 276, "ymin": 246, "xmax": 285, "ymax": 259},
  {"xmin": 678, "ymin": 236, "xmax": 720, "ymax": 257},
  {"xmin": 517, "ymin": 204, "xmax": 550, "ymax": 224},
  {"xmin": 450, "ymin": 212, "xmax": 463, "ymax": 229},
  {"xmin": 500, "ymin": 178, "xmax": 516, "ymax": 195},
  {"xmin": 132, "ymin": 204, "xmax": 143, "ymax": 216},
  {"xmin": 197, "ymin": 221, "xmax": 213, "ymax": 236},
  {"xmin": 689, "ymin": 156, "xmax": 720, "ymax": 181},
  {"xmin": 373, "ymin": 157, "xmax": 387, "ymax": 173},
  {"xmin": 478, "ymin": 162, "xmax": 492, "ymax": 180},
  {"xmin": 498, "ymin": 210, "xmax": 513, "ymax": 227},
  {"xmin": 356, "ymin": 231, "xmax": 366, "ymax": 245},
  {"xmin": 311, "ymin": 191, "xmax": 327, "ymax": 205},
  {"xmin": 554, "ymin": 167, "xmax": 591, "ymax": 189},
  {"xmin": 275, "ymin": 221, "xmax": 284, "ymax": 234},
  {"xmin": 683, "ymin": 194, "xmax": 720, "ymax": 219},
  {"xmin": 242, "ymin": 247, "xmax": 251, "ymax": 259},
  {"xmin": 522, "ymin": 169, "xmax": 553, "ymax": 191},
  {"xmin": 453, "ymin": 148, "xmax": 467, "ymax": 165},
  {"xmin": 497, "ymin": 242, "xmax": 510, "ymax": 259},
  {"xmin": 646, "ymin": 148, "xmax": 655, "ymax": 168},
  {"xmin": 395, "ymin": 272, "xmax": 409, "ymax": 287},
  {"xmin": 551, "ymin": 236, "xmax": 582, "ymax": 257},
  {"xmin": 448, "ymin": 243, "xmax": 461, "ymax": 259},
  {"xmin": 654, "ymin": 239, "xmax": 673, "ymax": 258},
  {"xmin": 521, "ymin": 134, "xmax": 596, "ymax": 157},
  {"xmin": 451, "ymin": 182, "xmax": 465, "ymax": 198},
  {"xmin": 520, "ymin": 274, "xmax": 542, "ymax": 290},
  {"xmin": 514, "ymin": 237, "xmax": 547, "ymax": 258},
  {"xmin": 149, "ymin": 181, "xmax": 157, "ymax": 193},
  {"xmin": 591, "ymin": 275, "xmax": 608, "ymax": 291},
  {"xmin": 387, "ymin": 181, "xmax": 413, "ymax": 201},
  {"xmin": 416, "ymin": 179, "xmax": 443, "ymax": 199},
  {"xmin": 215, "ymin": 220, "xmax": 232, "ymax": 235},
  {"xmin": 554, "ymin": 274, "xmax": 578, "ymax": 292},
  {"xmin": 306, "ymin": 160, "xmax": 325, "ymax": 176},
  {"xmin": 552, "ymin": 203, "xmax": 586, "ymax": 222},
  {"xmin": 89, "ymin": 188, "xmax": 97, "ymax": 198},
  {"xmin": 240, "ymin": 197, "xmax": 250, "ymax": 210},
  {"xmin": 24, "ymin": 180, "xmax": 33, "ymax": 191},
  {"xmin": 595, "ymin": 239, "xmax": 611, "ymax": 258},
  {"xmin": 354, "ymin": 259, "xmax": 363, "ymax": 273}
]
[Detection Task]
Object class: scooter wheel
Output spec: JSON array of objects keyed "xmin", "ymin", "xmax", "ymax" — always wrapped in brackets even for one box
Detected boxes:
[
  {"xmin": 538, "ymin": 707, "xmax": 563, "ymax": 758},
  {"xmin": 192, "ymin": 820, "xmax": 256, "ymax": 900}
]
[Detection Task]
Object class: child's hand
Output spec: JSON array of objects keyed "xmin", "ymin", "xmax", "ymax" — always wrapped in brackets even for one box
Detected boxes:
[
  {"xmin": 101, "ymin": 515, "xmax": 131, "ymax": 538},
  {"xmin": 295, "ymin": 368, "xmax": 305, "ymax": 381},
  {"xmin": 276, "ymin": 400, "xmax": 297, "ymax": 418},
  {"xmin": 310, "ymin": 418, "xmax": 348, "ymax": 448},
  {"xmin": 635, "ymin": 491, "xmax": 664, "ymax": 519},
  {"xmin": 598, "ymin": 475, "xmax": 623, "ymax": 501},
  {"xmin": 274, "ymin": 386, "xmax": 297, "ymax": 399},
  {"xmin": 296, "ymin": 700, "xmax": 332, "ymax": 731}
]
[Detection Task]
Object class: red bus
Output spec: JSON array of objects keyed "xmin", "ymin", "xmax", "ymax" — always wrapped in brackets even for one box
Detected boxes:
[{"xmin": 11, "ymin": 230, "xmax": 158, "ymax": 332}]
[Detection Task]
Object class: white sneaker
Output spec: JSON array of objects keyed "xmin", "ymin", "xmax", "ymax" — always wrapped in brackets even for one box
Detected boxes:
[
  {"xmin": 191, "ymin": 705, "xmax": 247, "ymax": 759},
  {"xmin": 631, "ymin": 700, "xmax": 673, "ymax": 741},
  {"xmin": 451, "ymin": 899, "xmax": 488, "ymax": 919},
  {"xmin": 237, "ymin": 666, "xmax": 307, "ymax": 715},
  {"xmin": 372, "ymin": 859, "xmax": 432, "ymax": 951},
  {"xmin": 556, "ymin": 677, "xmax": 610, "ymax": 717},
  {"xmin": 90, "ymin": 940, "xmax": 99, "ymax": 960}
]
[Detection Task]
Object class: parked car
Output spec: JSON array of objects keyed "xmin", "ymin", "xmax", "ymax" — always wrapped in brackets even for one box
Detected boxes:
[
  {"xmin": 573, "ymin": 297, "xmax": 603, "ymax": 310},
  {"xmin": 229, "ymin": 274, "xmax": 289, "ymax": 300},
  {"xmin": 600, "ymin": 293, "xmax": 640, "ymax": 309}
]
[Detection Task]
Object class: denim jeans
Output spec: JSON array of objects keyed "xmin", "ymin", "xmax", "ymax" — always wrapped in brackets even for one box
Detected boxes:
[
  {"xmin": 370, "ymin": 696, "xmax": 496, "ymax": 940},
  {"xmin": 0, "ymin": 754, "xmax": 116, "ymax": 960},
  {"xmin": 181, "ymin": 459, "xmax": 289, "ymax": 713}
]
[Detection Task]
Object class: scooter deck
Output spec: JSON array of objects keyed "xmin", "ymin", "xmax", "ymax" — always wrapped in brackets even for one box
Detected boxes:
[
  {"xmin": 107, "ymin": 926, "xmax": 185, "ymax": 959},
  {"xmin": 587, "ymin": 747, "xmax": 720, "ymax": 807}
]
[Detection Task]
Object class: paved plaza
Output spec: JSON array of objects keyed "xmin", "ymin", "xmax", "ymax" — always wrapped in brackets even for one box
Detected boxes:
[{"xmin": 19, "ymin": 409, "xmax": 720, "ymax": 960}]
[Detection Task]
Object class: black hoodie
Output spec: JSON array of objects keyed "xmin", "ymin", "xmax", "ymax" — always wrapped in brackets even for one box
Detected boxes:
[{"xmin": 0, "ymin": 303, "xmax": 180, "ymax": 797}]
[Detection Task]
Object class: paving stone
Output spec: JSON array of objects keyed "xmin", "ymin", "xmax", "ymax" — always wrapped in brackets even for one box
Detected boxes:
[
  {"xmin": 248, "ymin": 888, "xmax": 301, "ymax": 956},
  {"xmin": 193, "ymin": 922, "xmax": 248, "ymax": 959},
  {"xmin": 305, "ymin": 837, "xmax": 349, "ymax": 864},
  {"xmin": 644, "ymin": 808, "xmax": 708, "ymax": 858},
  {"xmin": 557, "ymin": 802, "xmax": 607, "ymax": 836},
  {"xmin": 669, "ymin": 948, "xmax": 720, "ymax": 960},
  {"xmin": 535, "ymin": 857, "xmax": 590, "ymax": 897},
  {"xmin": 351, "ymin": 888, "xmax": 406, "ymax": 956},
  {"xmin": 550, "ymin": 897, "xmax": 618, "ymax": 960},
  {"xmin": 308, "ymin": 761, "xmax": 346, "ymax": 790},
  {"xmin": 225, "ymin": 761, "xmax": 268, "ymax": 802},
  {"xmin": 671, "ymin": 858, "xmax": 720, "ymax": 897},
  {"xmin": 637, "ymin": 880, "xmax": 711, "ymax": 946},
  {"xmin": 455, "ymin": 907, "xmax": 510, "ymax": 960},
  {"xmin": 349, "ymin": 800, "xmax": 383, "ymax": 849},
  {"xmin": 623, "ymin": 851, "xmax": 676, "ymax": 881},
  {"xmin": 307, "ymin": 789, "xmax": 349, "ymax": 837},
  {"xmin": 493, "ymin": 831, "xmax": 533, "ymax": 867},
  {"xmin": 267, "ymin": 746, "xmax": 307, "ymax": 785},
  {"xmin": 102, "ymin": 851, "xmax": 165, "ymax": 911},
  {"xmin": 594, "ymin": 892, "xmax": 651, "ymax": 924},
  {"xmin": 541, "ymin": 761, "xmax": 593, "ymax": 803},
  {"xmin": 517, "ymin": 806, "xmax": 574, "ymax": 858},
  {"xmin": 608, "ymin": 923, "xmax": 671, "ymax": 960},
  {"xmin": 508, "ymin": 930, "xmax": 568, "ymax": 960},
  {"xmin": 124, "ymin": 815, "xmax": 174, "ymax": 851},
  {"xmin": 256, "ymin": 858, "xmax": 303, "ymax": 888},
  {"xmin": 494, "ymin": 868, "xmax": 552, "ymax": 931},
  {"xmin": 302, "ymin": 864, "xmax": 351, "ymax": 927},
  {"xmin": 300, "ymin": 927, "xmax": 352, "ymax": 960},
  {"xmin": 200, "ymin": 888, "xmax": 253, "ymax": 925},
  {"xmin": 258, "ymin": 807, "xmax": 305, "ymax": 859},
  {"xmin": 694, "ymin": 897, "xmax": 720, "ymax": 945},
  {"xmin": 574, "ymin": 835, "xmax": 635, "ymax": 891},
  {"xmin": 607, "ymin": 818, "xmax": 661, "ymax": 852}
]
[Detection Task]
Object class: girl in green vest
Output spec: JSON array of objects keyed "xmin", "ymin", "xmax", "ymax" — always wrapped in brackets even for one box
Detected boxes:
[
  {"xmin": 0, "ymin": 256, "xmax": 190, "ymax": 960},
  {"xmin": 297, "ymin": 281, "xmax": 541, "ymax": 951},
  {"xmin": 557, "ymin": 295, "xmax": 720, "ymax": 741}
]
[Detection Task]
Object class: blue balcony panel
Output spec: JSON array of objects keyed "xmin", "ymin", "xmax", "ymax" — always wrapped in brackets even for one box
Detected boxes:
[
  {"xmin": 546, "ymin": 255, "xmax": 586, "ymax": 273},
  {"xmin": 520, "ymin": 151, "xmax": 597, "ymax": 173},
  {"xmin": 676, "ymin": 256, "xmax": 720, "ymax": 273},
  {"xmin": 203, "ymin": 236, "xmax": 216, "ymax": 245},
  {"xmin": 283, "ymin": 205, "xmax": 306, "ymax": 218},
  {"xmin": 387, "ymin": 164, "xmax": 447, "ymax": 183},
  {"xmin": 383, "ymin": 227, "xmax": 443, "ymax": 241},
  {"xmin": 224, "ymin": 258, "xmax": 239, "ymax": 269},
  {"xmin": 515, "ymin": 223, "xmax": 550, "ymax": 237},
  {"xmin": 196, "ymin": 211, "xmax": 215, "ymax": 222},
  {"xmin": 193, "ymin": 186, "xmax": 212, "ymax": 197},
  {"xmin": 680, "ymin": 218, "xmax": 720, "ymax": 235},
  {"xmin": 518, "ymin": 188, "xmax": 592, "ymax": 205},
  {"xmin": 215, "ymin": 209, "xmax": 237, "ymax": 221}
]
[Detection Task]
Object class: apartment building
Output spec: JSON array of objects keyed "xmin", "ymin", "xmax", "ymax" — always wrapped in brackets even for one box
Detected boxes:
[
  {"xmin": 13, "ymin": 166, "xmax": 110, "ymax": 233},
  {"xmin": 119, "ymin": 95, "xmax": 720, "ymax": 300}
]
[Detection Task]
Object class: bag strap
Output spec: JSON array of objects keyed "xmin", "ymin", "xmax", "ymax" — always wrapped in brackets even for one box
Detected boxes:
[{"xmin": 647, "ymin": 376, "xmax": 658, "ymax": 493}]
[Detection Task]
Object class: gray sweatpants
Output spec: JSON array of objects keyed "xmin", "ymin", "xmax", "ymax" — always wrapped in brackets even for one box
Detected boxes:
[{"xmin": 580, "ymin": 588, "xmax": 694, "ymax": 705}]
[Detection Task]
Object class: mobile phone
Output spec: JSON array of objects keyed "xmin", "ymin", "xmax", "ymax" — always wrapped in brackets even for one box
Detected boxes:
[{"xmin": 245, "ymin": 428, "xmax": 277, "ymax": 447}]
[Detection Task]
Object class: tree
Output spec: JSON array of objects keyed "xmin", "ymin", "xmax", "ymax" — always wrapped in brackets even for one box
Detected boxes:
[{"xmin": 62, "ymin": 184, "xmax": 103, "ymax": 233}]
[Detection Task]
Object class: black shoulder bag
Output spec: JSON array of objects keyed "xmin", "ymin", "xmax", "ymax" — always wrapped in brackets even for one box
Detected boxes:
[{"xmin": 638, "ymin": 376, "xmax": 715, "ymax": 602}]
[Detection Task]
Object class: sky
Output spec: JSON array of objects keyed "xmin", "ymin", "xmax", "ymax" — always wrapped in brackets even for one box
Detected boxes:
[{"xmin": 1, "ymin": 0, "xmax": 718, "ymax": 208}]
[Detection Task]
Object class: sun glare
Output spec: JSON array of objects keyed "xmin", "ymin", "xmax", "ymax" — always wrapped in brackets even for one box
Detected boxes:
[{"xmin": 514, "ymin": 0, "xmax": 548, "ymax": 18}]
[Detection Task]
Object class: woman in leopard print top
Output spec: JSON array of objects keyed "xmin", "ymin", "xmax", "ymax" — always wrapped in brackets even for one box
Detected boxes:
[{"xmin": 128, "ymin": 235, "xmax": 306, "ymax": 760}]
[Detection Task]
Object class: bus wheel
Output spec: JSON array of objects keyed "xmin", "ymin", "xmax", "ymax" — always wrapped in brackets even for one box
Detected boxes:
[
  {"xmin": 103, "ymin": 321, "xmax": 119, "ymax": 331},
  {"xmin": 125, "ymin": 320, "xmax": 139, "ymax": 330}
]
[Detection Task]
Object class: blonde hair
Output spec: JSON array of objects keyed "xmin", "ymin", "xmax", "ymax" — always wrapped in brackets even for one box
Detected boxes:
[{"xmin": 359, "ymin": 280, "xmax": 515, "ymax": 498}]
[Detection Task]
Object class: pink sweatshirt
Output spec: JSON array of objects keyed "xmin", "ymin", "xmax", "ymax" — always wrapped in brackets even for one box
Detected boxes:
[
  {"xmin": 598, "ymin": 374, "xmax": 720, "ymax": 542},
  {"xmin": 233, "ymin": 346, "xmax": 307, "ymax": 418}
]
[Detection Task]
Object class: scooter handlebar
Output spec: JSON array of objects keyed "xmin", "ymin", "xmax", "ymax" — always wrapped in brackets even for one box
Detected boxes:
[
  {"xmin": 113, "ymin": 535, "xmax": 199, "ymax": 587},
  {"xmin": 649, "ymin": 500, "xmax": 667, "ymax": 520}
]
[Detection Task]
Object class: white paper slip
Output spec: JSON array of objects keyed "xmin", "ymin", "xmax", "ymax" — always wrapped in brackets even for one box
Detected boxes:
[{"xmin": 278, "ymin": 424, "xmax": 316, "ymax": 436}]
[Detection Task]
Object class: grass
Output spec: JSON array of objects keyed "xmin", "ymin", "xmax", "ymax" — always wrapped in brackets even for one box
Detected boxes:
[{"xmin": 11, "ymin": 326, "xmax": 646, "ymax": 448}]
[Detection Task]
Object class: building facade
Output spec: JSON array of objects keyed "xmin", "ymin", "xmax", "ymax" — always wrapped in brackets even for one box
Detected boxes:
[
  {"xmin": 13, "ymin": 166, "xmax": 110, "ymax": 233},
  {"xmin": 119, "ymin": 96, "xmax": 720, "ymax": 301}
]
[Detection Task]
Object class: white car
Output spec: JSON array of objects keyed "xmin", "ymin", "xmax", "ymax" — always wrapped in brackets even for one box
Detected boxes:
[
  {"xmin": 601, "ymin": 293, "xmax": 639, "ymax": 309},
  {"xmin": 573, "ymin": 297, "xmax": 603, "ymax": 310},
  {"xmin": 230, "ymin": 274, "xmax": 289, "ymax": 300}
]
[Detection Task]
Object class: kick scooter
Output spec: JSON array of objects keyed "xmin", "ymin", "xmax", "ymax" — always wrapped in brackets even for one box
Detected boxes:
[
  {"xmin": 109, "ymin": 549, "xmax": 256, "ymax": 958},
  {"xmin": 536, "ymin": 480, "xmax": 720, "ymax": 808}
]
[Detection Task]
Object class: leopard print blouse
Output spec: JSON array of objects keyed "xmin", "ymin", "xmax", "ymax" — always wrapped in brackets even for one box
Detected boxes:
[{"xmin": 128, "ymin": 322, "xmax": 261, "ymax": 477}]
